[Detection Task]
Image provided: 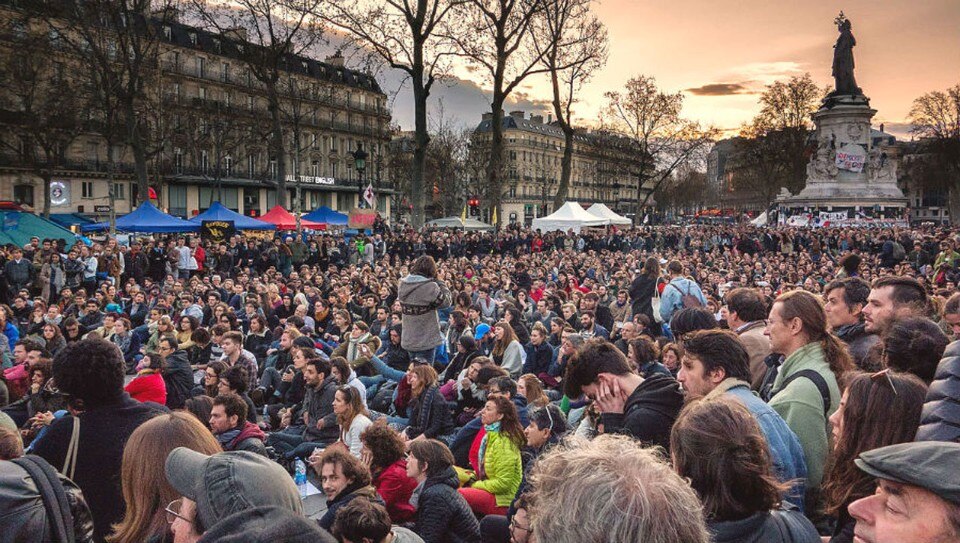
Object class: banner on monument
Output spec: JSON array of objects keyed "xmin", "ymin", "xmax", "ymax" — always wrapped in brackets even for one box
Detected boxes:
[
  {"xmin": 836, "ymin": 143, "xmax": 867, "ymax": 173},
  {"xmin": 819, "ymin": 211, "xmax": 848, "ymax": 222},
  {"xmin": 348, "ymin": 208, "xmax": 377, "ymax": 229}
]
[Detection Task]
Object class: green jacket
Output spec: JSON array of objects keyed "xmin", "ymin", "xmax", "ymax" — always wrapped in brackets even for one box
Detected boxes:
[
  {"xmin": 768, "ymin": 342, "xmax": 840, "ymax": 493},
  {"xmin": 472, "ymin": 430, "xmax": 523, "ymax": 507}
]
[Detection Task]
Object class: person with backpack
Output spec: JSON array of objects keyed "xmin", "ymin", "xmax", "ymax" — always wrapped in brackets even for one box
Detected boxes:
[
  {"xmin": 0, "ymin": 425, "xmax": 96, "ymax": 542},
  {"xmin": 763, "ymin": 290, "xmax": 853, "ymax": 512},
  {"xmin": 658, "ymin": 260, "xmax": 707, "ymax": 327}
]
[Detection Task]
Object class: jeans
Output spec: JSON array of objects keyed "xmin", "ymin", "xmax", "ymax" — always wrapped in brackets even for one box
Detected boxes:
[
  {"xmin": 266, "ymin": 426, "xmax": 305, "ymax": 456},
  {"xmin": 359, "ymin": 375, "xmax": 386, "ymax": 400},
  {"xmin": 261, "ymin": 366, "xmax": 286, "ymax": 394},
  {"xmin": 407, "ymin": 348, "xmax": 436, "ymax": 364}
]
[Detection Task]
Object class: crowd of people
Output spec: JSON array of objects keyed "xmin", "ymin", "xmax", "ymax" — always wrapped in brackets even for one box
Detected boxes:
[{"xmin": 1, "ymin": 221, "xmax": 960, "ymax": 543}]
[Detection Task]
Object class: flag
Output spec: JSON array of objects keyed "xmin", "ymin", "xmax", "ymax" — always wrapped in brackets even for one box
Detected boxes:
[
  {"xmin": 491, "ymin": 206, "xmax": 498, "ymax": 227},
  {"xmin": 363, "ymin": 184, "xmax": 375, "ymax": 208},
  {"xmin": 460, "ymin": 203, "xmax": 467, "ymax": 225}
]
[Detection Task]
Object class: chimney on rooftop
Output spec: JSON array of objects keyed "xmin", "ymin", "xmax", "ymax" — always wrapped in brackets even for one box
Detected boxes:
[
  {"xmin": 547, "ymin": 113, "xmax": 553, "ymax": 123},
  {"xmin": 880, "ymin": 123, "xmax": 885, "ymax": 133},
  {"xmin": 530, "ymin": 114, "xmax": 543, "ymax": 124},
  {"xmin": 326, "ymin": 50, "xmax": 345, "ymax": 68},
  {"xmin": 482, "ymin": 112, "xmax": 493, "ymax": 121},
  {"xmin": 509, "ymin": 110, "xmax": 525, "ymax": 120},
  {"xmin": 223, "ymin": 27, "xmax": 247, "ymax": 42}
]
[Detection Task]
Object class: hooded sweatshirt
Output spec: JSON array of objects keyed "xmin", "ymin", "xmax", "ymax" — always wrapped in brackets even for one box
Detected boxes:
[{"xmin": 600, "ymin": 373, "xmax": 683, "ymax": 451}]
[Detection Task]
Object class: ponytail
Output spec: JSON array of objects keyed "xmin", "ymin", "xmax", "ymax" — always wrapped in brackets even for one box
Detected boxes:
[{"xmin": 819, "ymin": 333, "xmax": 855, "ymax": 385}]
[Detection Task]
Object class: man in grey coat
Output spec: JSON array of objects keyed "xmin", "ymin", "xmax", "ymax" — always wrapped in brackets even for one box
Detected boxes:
[{"xmin": 399, "ymin": 255, "xmax": 451, "ymax": 364}]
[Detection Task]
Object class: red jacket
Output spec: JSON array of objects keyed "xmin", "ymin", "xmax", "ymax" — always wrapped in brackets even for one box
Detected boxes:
[
  {"xmin": 125, "ymin": 372, "xmax": 167, "ymax": 405},
  {"xmin": 374, "ymin": 459, "xmax": 417, "ymax": 523}
]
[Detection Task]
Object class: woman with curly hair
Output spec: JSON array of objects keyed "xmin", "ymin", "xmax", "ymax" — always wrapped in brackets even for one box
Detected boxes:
[{"xmin": 360, "ymin": 423, "xmax": 418, "ymax": 523}]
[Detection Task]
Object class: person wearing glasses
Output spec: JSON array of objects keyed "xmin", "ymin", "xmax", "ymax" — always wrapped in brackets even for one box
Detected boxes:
[{"xmin": 820, "ymin": 370, "xmax": 926, "ymax": 543}]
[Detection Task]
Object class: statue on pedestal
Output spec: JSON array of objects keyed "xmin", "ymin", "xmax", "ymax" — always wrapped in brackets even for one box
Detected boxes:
[{"xmin": 830, "ymin": 12, "xmax": 862, "ymax": 97}]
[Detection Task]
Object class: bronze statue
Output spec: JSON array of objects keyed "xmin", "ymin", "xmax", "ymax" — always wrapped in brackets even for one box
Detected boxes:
[{"xmin": 831, "ymin": 12, "xmax": 861, "ymax": 96}]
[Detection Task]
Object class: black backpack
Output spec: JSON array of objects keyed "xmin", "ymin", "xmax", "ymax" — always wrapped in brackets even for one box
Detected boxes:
[
  {"xmin": 768, "ymin": 369, "xmax": 832, "ymax": 417},
  {"xmin": 4, "ymin": 455, "xmax": 75, "ymax": 543}
]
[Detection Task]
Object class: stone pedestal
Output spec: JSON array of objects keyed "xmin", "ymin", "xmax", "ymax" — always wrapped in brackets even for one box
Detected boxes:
[{"xmin": 779, "ymin": 94, "xmax": 906, "ymax": 210}]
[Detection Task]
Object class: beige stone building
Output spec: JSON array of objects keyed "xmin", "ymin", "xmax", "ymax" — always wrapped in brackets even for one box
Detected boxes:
[
  {"xmin": 472, "ymin": 111, "xmax": 651, "ymax": 225},
  {"xmin": 0, "ymin": 4, "xmax": 392, "ymax": 226}
]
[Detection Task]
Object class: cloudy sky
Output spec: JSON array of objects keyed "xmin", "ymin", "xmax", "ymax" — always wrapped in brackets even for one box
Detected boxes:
[{"xmin": 381, "ymin": 0, "xmax": 960, "ymax": 137}]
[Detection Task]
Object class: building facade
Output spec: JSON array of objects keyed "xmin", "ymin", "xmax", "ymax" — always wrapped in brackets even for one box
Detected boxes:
[
  {"xmin": 472, "ymin": 111, "xmax": 651, "ymax": 225},
  {"xmin": 0, "ymin": 3, "xmax": 392, "ymax": 224}
]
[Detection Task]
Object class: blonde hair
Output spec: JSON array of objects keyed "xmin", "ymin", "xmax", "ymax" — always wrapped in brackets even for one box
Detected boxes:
[
  {"xmin": 108, "ymin": 413, "xmax": 222, "ymax": 543},
  {"xmin": 519, "ymin": 374, "xmax": 550, "ymax": 408}
]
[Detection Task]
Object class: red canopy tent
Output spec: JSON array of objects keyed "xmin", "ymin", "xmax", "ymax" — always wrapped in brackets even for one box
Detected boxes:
[{"xmin": 259, "ymin": 205, "xmax": 326, "ymax": 230}]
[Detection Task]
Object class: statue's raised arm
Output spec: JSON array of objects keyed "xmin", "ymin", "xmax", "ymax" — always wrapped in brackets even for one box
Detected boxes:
[{"xmin": 831, "ymin": 12, "xmax": 861, "ymax": 96}]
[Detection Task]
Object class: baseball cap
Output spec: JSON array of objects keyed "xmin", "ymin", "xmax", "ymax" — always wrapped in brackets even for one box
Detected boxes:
[
  {"xmin": 165, "ymin": 448, "xmax": 302, "ymax": 530},
  {"xmin": 855, "ymin": 441, "xmax": 960, "ymax": 506},
  {"xmin": 475, "ymin": 323, "xmax": 491, "ymax": 341}
]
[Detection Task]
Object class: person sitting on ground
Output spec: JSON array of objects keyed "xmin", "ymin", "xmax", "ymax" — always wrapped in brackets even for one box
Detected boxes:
[
  {"xmin": 563, "ymin": 338, "xmax": 683, "ymax": 450},
  {"xmin": 517, "ymin": 374, "xmax": 549, "ymax": 408},
  {"xmin": 526, "ymin": 434, "xmax": 710, "ymax": 543},
  {"xmin": 360, "ymin": 423, "xmax": 418, "ymax": 523},
  {"xmin": 332, "ymin": 498, "xmax": 425, "ymax": 543},
  {"xmin": 210, "ymin": 392, "xmax": 267, "ymax": 456},
  {"xmin": 847, "ymin": 441, "xmax": 960, "ymax": 543},
  {"xmin": 671, "ymin": 396, "xmax": 820, "ymax": 543},
  {"xmin": 158, "ymin": 336, "xmax": 193, "ymax": 410},
  {"xmin": 216, "ymin": 366, "xmax": 258, "ymax": 425},
  {"xmin": 163, "ymin": 447, "xmax": 318, "ymax": 543},
  {"xmin": 331, "ymin": 355, "xmax": 368, "ymax": 409},
  {"xmin": 266, "ymin": 357, "xmax": 339, "ymax": 461},
  {"xmin": 628, "ymin": 336, "xmax": 672, "ymax": 378},
  {"xmin": 332, "ymin": 385, "xmax": 373, "ymax": 458},
  {"xmin": 33, "ymin": 338, "xmax": 167, "ymax": 542},
  {"xmin": 880, "ymin": 317, "xmax": 948, "ymax": 384},
  {"xmin": 820, "ymin": 370, "xmax": 927, "ymax": 543},
  {"xmin": 406, "ymin": 439, "xmax": 482, "ymax": 543},
  {"xmin": 668, "ymin": 306, "xmax": 719, "ymax": 341},
  {"xmin": 332, "ymin": 321, "xmax": 382, "ymax": 377},
  {"xmin": 315, "ymin": 448, "xmax": 384, "ymax": 532},
  {"xmin": 109, "ymin": 412, "xmax": 222, "ymax": 543},
  {"xmin": 124, "ymin": 351, "xmax": 167, "ymax": 405},
  {"xmin": 183, "ymin": 396, "xmax": 214, "ymax": 431},
  {"xmin": 403, "ymin": 364, "xmax": 456, "ymax": 445},
  {"xmin": 490, "ymin": 322, "xmax": 524, "ymax": 378},
  {"xmin": 459, "ymin": 396, "xmax": 524, "ymax": 517}
]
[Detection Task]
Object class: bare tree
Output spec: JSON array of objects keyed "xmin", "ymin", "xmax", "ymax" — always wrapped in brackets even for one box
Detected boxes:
[
  {"xmin": 447, "ymin": 0, "xmax": 555, "ymax": 226},
  {"xmin": 318, "ymin": 0, "xmax": 459, "ymax": 228},
  {"xmin": 187, "ymin": 0, "xmax": 324, "ymax": 208},
  {"xmin": 43, "ymin": 0, "xmax": 176, "ymax": 208},
  {"xmin": 908, "ymin": 83, "xmax": 960, "ymax": 222},
  {"xmin": 603, "ymin": 75, "xmax": 718, "ymax": 222},
  {"xmin": 530, "ymin": 0, "xmax": 607, "ymax": 209},
  {"xmin": 0, "ymin": 18, "xmax": 88, "ymax": 218}
]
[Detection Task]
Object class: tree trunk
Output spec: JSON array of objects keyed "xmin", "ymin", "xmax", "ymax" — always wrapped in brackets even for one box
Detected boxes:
[
  {"xmin": 41, "ymin": 170, "xmax": 51, "ymax": 219},
  {"xmin": 411, "ymin": 70, "xmax": 429, "ymax": 228},
  {"xmin": 554, "ymin": 127, "xmax": 574, "ymax": 209},
  {"xmin": 486, "ymin": 99, "xmax": 505, "ymax": 227},
  {"xmin": 267, "ymin": 84, "xmax": 287, "ymax": 208},
  {"xmin": 949, "ymin": 185, "xmax": 960, "ymax": 226},
  {"xmin": 126, "ymin": 108, "xmax": 150, "ymax": 205}
]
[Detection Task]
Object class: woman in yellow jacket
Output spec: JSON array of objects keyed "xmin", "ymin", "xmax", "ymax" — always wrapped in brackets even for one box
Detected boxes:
[{"xmin": 459, "ymin": 395, "xmax": 524, "ymax": 516}]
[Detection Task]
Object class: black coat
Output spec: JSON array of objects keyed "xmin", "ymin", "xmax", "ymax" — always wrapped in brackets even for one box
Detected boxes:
[
  {"xmin": 628, "ymin": 274, "xmax": 658, "ymax": 322},
  {"xmin": 599, "ymin": 373, "xmax": 683, "ymax": 451},
  {"xmin": 415, "ymin": 466, "xmax": 481, "ymax": 543},
  {"xmin": 33, "ymin": 395, "xmax": 167, "ymax": 542},
  {"xmin": 917, "ymin": 341, "xmax": 960, "ymax": 442},
  {"xmin": 318, "ymin": 484, "xmax": 383, "ymax": 531},
  {"xmin": 710, "ymin": 508, "xmax": 820, "ymax": 543},
  {"xmin": 163, "ymin": 349, "xmax": 194, "ymax": 410},
  {"xmin": 406, "ymin": 386, "xmax": 455, "ymax": 440}
]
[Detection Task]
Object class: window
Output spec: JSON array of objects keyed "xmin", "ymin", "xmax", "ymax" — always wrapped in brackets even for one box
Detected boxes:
[
  {"xmin": 221, "ymin": 62, "xmax": 229, "ymax": 83},
  {"xmin": 224, "ymin": 156, "xmax": 233, "ymax": 176},
  {"xmin": 188, "ymin": 32, "xmax": 197, "ymax": 46},
  {"xmin": 13, "ymin": 184, "xmax": 33, "ymax": 206},
  {"xmin": 329, "ymin": 161, "xmax": 338, "ymax": 177},
  {"xmin": 168, "ymin": 185, "xmax": 187, "ymax": 217},
  {"xmin": 247, "ymin": 96, "xmax": 254, "ymax": 111},
  {"xmin": 269, "ymin": 158, "xmax": 278, "ymax": 180},
  {"xmin": 113, "ymin": 182, "xmax": 125, "ymax": 201},
  {"xmin": 311, "ymin": 161, "xmax": 319, "ymax": 176},
  {"xmin": 311, "ymin": 133, "xmax": 319, "ymax": 150},
  {"xmin": 243, "ymin": 187, "xmax": 260, "ymax": 214},
  {"xmin": 247, "ymin": 155, "xmax": 256, "ymax": 178},
  {"xmin": 201, "ymin": 150, "xmax": 209, "ymax": 174},
  {"xmin": 174, "ymin": 148, "xmax": 183, "ymax": 173},
  {"xmin": 163, "ymin": 25, "xmax": 171, "ymax": 40},
  {"xmin": 196, "ymin": 57, "xmax": 205, "ymax": 78},
  {"xmin": 198, "ymin": 86, "xmax": 206, "ymax": 100},
  {"xmin": 81, "ymin": 181, "xmax": 94, "ymax": 198}
]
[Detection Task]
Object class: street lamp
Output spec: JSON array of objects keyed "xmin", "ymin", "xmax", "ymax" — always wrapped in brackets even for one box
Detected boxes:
[{"xmin": 352, "ymin": 143, "xmax": 368, "ymax": 208}]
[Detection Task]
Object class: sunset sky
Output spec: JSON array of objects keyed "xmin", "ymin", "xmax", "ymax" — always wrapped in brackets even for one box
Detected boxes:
[{"xmin": 386, "ymin": 0, "xmax": 960, "ymax": 137}]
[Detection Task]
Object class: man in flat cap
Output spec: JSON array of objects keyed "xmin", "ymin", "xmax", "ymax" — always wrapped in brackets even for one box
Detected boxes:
[{"xmin": 849, "ymin": 441, "xmax": 960, "ymax": 543}]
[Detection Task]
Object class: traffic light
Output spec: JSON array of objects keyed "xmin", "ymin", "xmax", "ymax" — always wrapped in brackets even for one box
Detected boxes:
[{"xmin": 468, "ymin": 197, "xmax": 480, "ymax": 216}]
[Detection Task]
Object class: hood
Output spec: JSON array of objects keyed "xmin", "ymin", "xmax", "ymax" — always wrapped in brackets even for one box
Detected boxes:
[
  {"xmin": 835, "ymin": 322, "xmax": 868, "ymax": 341},
  {"xmin": 198, "ymin": 506, "xmax": 335, "ymax": 543},
  {"xmin": 626, "ymin": 373, "xmax": 683, "ymax": 414},
  {"xmin": 512, "ymin": 395, "xmax": 528, "ymax": 411},
  {"xmin": 708, "ymin": 512, "xmax": 769, "ymax": 543},
  {"xmin": 401, "ymin": 274, "xmax": 431, "ymax": 284},
  {"xmin": 166, "ymin": 349, "xmax": 190, "ymax": 365},
  {"xmin": 234, "ymin": 421, "xmax": 266, "ymax": 444},
  {"xmin": 424, "ymin": 465, "xmax": 460, "ymax": 492}
]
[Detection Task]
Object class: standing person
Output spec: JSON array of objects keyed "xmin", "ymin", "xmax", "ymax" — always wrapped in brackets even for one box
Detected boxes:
[
  {"xmin": 823, "ymin": 278, "xmax": 880, "ymax": 370},
  {"xmin": 724, "ymin": 287, "xmax": 772, "ymax": 388},
  {"xmin": 108, "ymin": 412, "xmax": 222, "ymax": 543},
  {"xmin": 659, "ymin": 260, "xmax": 706, "ymax": 326},
  {"xmin": 763, "ymin": 290, "xmax": 852, "ymax": 511},
  {"xmin": 861, "ymin": 276, "xmax": 928, "ymax": 337},
  {"xmin": 399, "ymin": 256, "xmax": 452, "ymax": 364},
  {"xmin": 820, "ymin": 371, "xmax": 926, "ymax": 543},
  {"xmin": 670, "ymin": 397, "xmax": 820, "ymax": 543},
  {"xmin": 4, "ymin": 247, "xmax": 33, "ymax": 299},
  {"xmin": 406, "ymin": 439, "xmax": 482, "ymax": 543},
  {"xmin": 32, "ymin": 338, "xmax": 167, "ymax": 542}
]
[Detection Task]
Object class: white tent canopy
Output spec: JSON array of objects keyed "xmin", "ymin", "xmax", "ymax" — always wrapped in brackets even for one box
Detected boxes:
[
  {"xmin": 585, "ymin": 203, "xmax": 632, "ymax": 225},
  {"xmin": 425, "ymin": 216, "xmax": 495, "ymax": 231},
  {"xmin": 532, "ymin": 202, "xmax": 609, "ymax": 233},
  {"xmin": 750, "ymin": 211, "xmax": 769, "ymax": 226}
]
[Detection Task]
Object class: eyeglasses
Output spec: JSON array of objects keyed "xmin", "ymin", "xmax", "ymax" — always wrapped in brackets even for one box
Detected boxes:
[
  {"xmin": 509, "ymin": 518, "xmax": 532, "ymax": 534},
  {"xmin": 165, "ymin": 499, "xmax": 192, "ymax": 525},
  {"xmin": 541, "ymin": 405, "xmax": 554, "ymax": 430},
  {"xmin": 870, "ymin": 368, "xmax": 898, "ymax": 396}
]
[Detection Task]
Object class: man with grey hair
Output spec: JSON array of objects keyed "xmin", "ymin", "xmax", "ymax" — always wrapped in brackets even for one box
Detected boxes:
[{"xmin": 527, "ymin": 434, "xmax": 710, "ymax": 543}]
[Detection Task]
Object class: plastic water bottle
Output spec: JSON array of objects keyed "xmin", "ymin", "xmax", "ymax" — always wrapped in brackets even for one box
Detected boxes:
[{"xmin": 294, "ymin": 459, "xmax": 308, "ymax": 499}]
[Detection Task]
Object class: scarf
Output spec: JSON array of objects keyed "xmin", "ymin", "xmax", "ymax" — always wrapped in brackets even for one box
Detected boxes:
[
  {"xmin": 346, "ymin": 333, "xmax": 370, "ymax": 362},
  {"xmin": 477, "ymin": 421, "xmax": 501, "ymax": 480},
  {"xmin": 409, "ymin": 479, "xmax": 426, "ymax": 510},
  {"xmin": 415, "ymin": 385, "xmax": 440, "ymax": 433},
  {"xmin": 216, "ymin": 428, "xmax": 242, "ymax": 447}
]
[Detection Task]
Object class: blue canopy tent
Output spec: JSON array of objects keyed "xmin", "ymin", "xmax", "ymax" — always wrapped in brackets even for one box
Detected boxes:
[
  {"xmin": 303, "ymin": 206, "xmax": 348, "ymax": 226},
  {"xmin": 81, "ymin": 201, "xmax": 199, "ymax": 233},
  {"xmin": 189, "ymin": 202, "xmax": 276, "ymax": 230}
]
